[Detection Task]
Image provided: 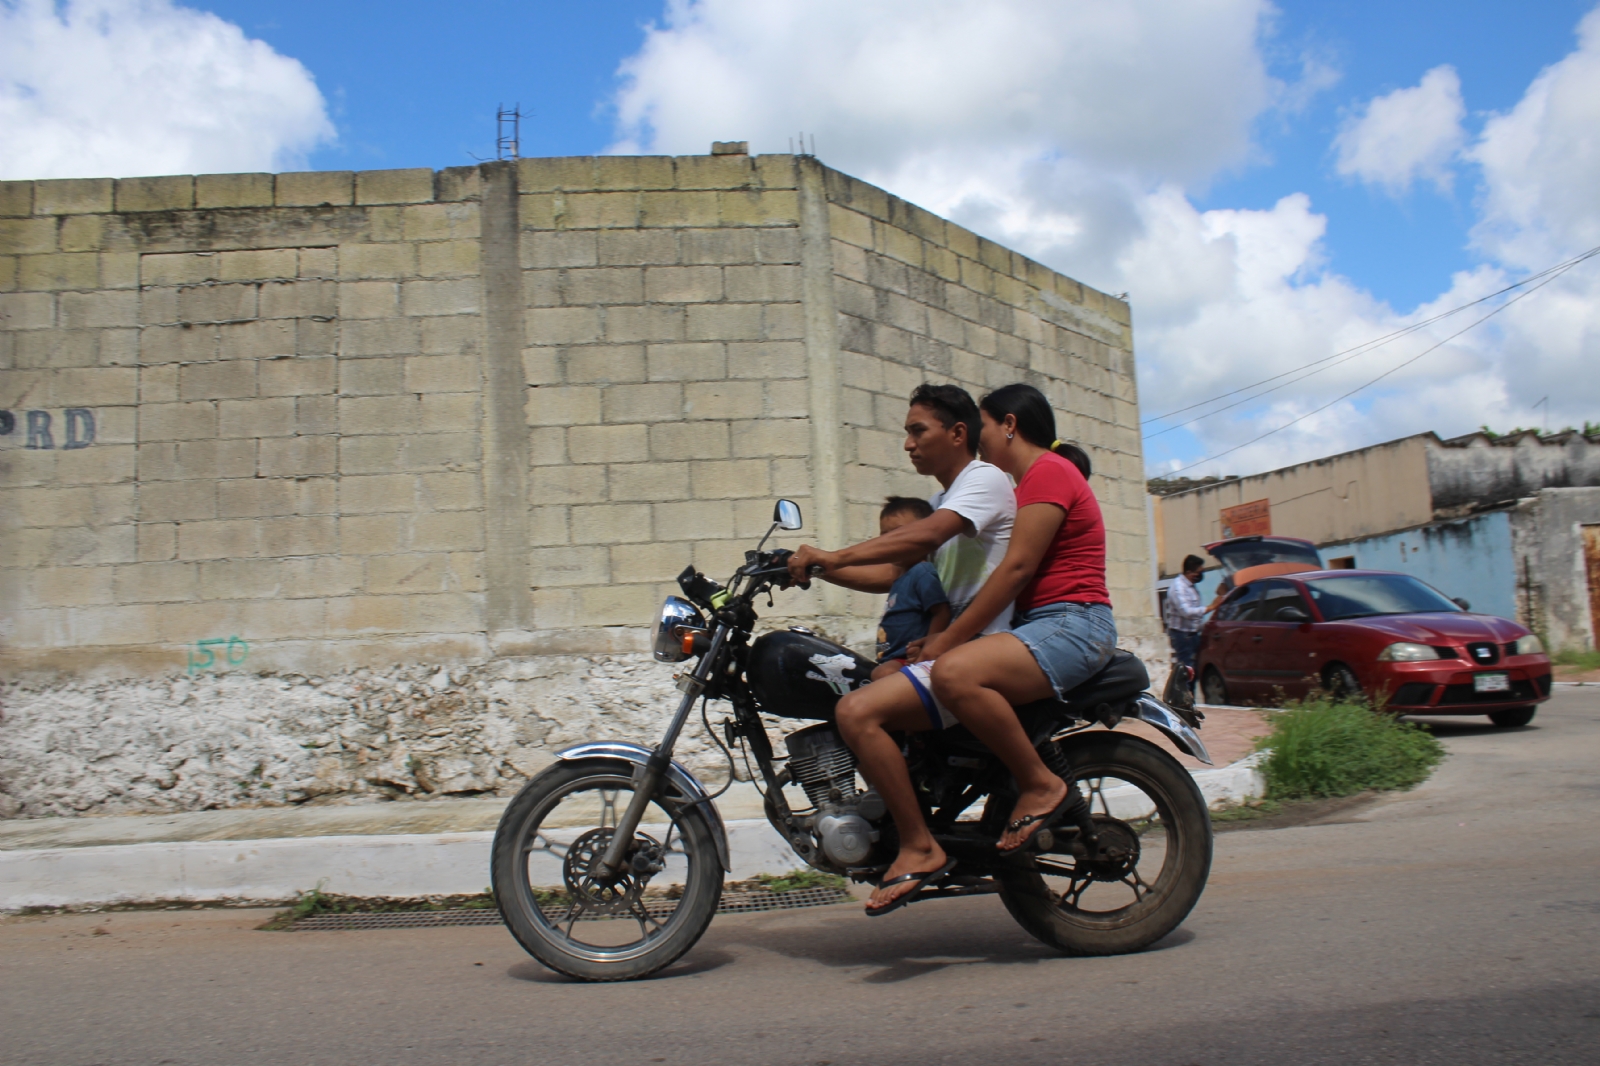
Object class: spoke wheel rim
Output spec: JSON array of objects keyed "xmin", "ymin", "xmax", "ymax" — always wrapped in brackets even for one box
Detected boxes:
[{"xmin": 507, "ymin": 772, "xmax": 698, "ymax": 964}]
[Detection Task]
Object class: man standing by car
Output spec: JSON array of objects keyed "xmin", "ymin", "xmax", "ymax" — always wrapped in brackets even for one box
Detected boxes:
[{"xmin": 1165, "ymin": 554, "xmax": 1207, "ymax": 671}]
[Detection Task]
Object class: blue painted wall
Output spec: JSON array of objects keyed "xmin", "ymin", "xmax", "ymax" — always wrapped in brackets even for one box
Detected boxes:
[{"xmin": 1319, "ymin": 510, "xmax": 1517, "ymax": 620}]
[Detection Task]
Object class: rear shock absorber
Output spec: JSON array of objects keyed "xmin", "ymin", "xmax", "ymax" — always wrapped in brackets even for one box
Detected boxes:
[{"xmin": 1040, "ymin": 740, "xmax": 1098, "ymax": 848}]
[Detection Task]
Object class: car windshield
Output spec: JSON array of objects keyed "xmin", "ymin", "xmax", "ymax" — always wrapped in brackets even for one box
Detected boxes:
[{"xmin": 1302, "ymin": 573, "xmax": 1462, "ymax": 620}]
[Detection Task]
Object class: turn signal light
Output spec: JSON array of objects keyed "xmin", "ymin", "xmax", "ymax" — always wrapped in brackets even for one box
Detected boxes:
[{"xmin": 681, "ymin": 631, "xmax": 697, "ymax": 655}]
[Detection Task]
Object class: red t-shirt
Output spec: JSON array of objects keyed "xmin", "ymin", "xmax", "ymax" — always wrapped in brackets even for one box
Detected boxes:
[{"xmin": 1013, "ymin": 451, "xmax": 1110, "ymax": 612}]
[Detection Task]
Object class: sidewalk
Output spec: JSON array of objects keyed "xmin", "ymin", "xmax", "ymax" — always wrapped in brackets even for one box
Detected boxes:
[{"xmin": 0, "ymin": 709, "xmax": 1269, "ymax": 910}]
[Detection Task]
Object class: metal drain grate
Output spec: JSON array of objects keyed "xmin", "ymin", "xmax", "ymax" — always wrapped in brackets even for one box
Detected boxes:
[{"xmin": 289, "ymin": 886, "xmax": 851, "ymax": 931}]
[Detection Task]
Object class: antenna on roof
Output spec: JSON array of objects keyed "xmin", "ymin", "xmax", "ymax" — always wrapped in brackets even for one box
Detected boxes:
[{"xmin": 496, "ymin": 104, "xmax": 521, "ymax": 161}]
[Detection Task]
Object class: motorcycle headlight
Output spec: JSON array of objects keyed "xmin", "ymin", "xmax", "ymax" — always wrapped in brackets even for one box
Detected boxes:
[
  {"xmin": 653, "ymin": 596, "xmax": 706, "ymax": 663},
  {"xmin": 1514, "ymin": 633, "xmax": 1545, "ymax": 656},
  {"xmin": 1376, "ymin": 642, "xmax": 1441, "ymax": 662}
]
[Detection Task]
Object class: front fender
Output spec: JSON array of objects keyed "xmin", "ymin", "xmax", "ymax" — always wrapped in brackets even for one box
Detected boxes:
[
  {"xmin": 555, "ymin": 741, "xmax": 731, "ymax": 871},
  {"xmin": 1129, "ymin": 695, "xmax": 1213, "ymax": 765}
]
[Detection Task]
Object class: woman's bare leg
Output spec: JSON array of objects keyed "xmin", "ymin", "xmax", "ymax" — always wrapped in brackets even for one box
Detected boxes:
[
  {"xmin": 929, "ymin": 634, "xmax": 1067, "ymax": 850},
  {"xmin": 833, "ymin": 674, "xmax": 944, "ymax": 910}
]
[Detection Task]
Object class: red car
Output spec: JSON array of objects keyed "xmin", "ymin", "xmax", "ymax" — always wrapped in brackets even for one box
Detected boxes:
[{"xmin": 1196, "ymin": 568, "xmax": 1554, "ymax": 727}]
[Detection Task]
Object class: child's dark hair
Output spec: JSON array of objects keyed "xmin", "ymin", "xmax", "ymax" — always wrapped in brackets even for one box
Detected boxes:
[
  {"xmin": 979, "ymin": 383, "xmax": 1092, "ymax": 478},
  {"xmin": 908, "ymin": 383, "xmax": 981, "ymax": 456},
  {"xmin": 881, "ymin": 496, "xmax": 934, "ymax": 521}
]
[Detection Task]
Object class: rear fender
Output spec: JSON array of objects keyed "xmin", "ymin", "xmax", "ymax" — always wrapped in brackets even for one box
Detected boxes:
[
  {"xmin": 1128, "ymin": 695, "xmax": 1213, "ymax": 765},
  {"xmin": 555, "ymin": 741, "xmax": 732, "ymax": 871}
]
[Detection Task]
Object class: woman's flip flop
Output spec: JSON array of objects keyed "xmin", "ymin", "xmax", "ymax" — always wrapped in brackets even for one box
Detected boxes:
[
  {"xmin": 864, "ymin": 859, "xmax": 957, "ymax": 917},
  {"xmin": 998, "ymin": 790, "xmax": 1076, "ymax": 851}
]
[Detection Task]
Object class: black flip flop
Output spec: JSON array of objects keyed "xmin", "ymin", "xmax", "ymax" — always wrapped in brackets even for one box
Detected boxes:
[
  {"xmin": 864, "ymin": 859, "xmax": 957, "ymax": 917},
  {"xmin": 998, "ymin": 790, "xmax": 1076, "ymax": 852}
]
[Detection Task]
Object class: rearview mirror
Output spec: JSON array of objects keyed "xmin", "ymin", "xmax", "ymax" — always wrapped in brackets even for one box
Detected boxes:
[
  {"xmin": 1452, "ymin": 597, "xmax": 1470, "ymax": 611},
  {"xmin": 774, "ymin": 499, "xmax": 802, "ymax": 530},
  {"xmin": 1275, "ymin": 605, "xmax": 1310, "ymax": 623}
]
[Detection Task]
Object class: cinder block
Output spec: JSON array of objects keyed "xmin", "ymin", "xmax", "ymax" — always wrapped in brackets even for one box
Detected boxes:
[
  {"xmin": 524, "ymin": 307, "xmax": 601, "ymax": 346},
  {"xmin": 520, "ymin": 231, "xmax": 597, "ymax": 269},
  {"xmin": 673, "ymin": 155, "xmax": 757, "ymax": 191},
  {"xmin": 653, "ymin": 499, "xmax": 733, "ymax": 541},
  {"xmin": 217, "ymin": 477, "xmax": 295, "ymax": 518},
  {"xmin": 64, "ymin": 603, "xmax": 158, "ymax": 646},
  {"xmin": 140, "ymin": 252, "xmax": 218, "ymax": 287},
  {"xmin": 0, "ymin": 180, "xmax": 33, "ymax": 218},
  {"xmin": 338, "ymin": 474, "xmax": 413, "ymax": 514},
  {"xmin": 571, "ymin": 502, "xmax": 651, "ymax": 544},
  {"xmin": 604, "ymin": 305, "xmax": 685, "ymax": 344},
  {"xmin": 401, "ymin": 278, "xmax": 481, "ymax": 317},
  {"xmin": 404, "ymin": 353, "xmax": 479, "ymax": 393},
  {"xmin": 338, "ymin": 394, "xmax": 416, "ymax": 435},
  {"xmin": 19, "ymin": 253, "xmax": 99, "ymax": 291},
  {"xmin": 176, "ymin": 282, "xmax": 257, "ymax": 324},
  {"xmin": 691, "ymin": 458, "xmax": 771, "ymax": 498},
  {"xmin": 594, "ymin": 156, "xmax": 676, "ymax": 192},
  {"xmin": 295, "ymin": 394, "xmax": 337, "ymax": 436},
  {"xmin": 649, "ymin": 421, "xmax": 730, "ymax": 461},
  {"xmin": 58, "ymin": 288, "xmax": 137, "ymax": 326},
  {"xmin": 277, "ymin": 171, "xmax": 354, "ymax": 207},
  {"xmin": 764, "ymin": 378, "xmax": 809, "ymax": 419},
  {"xmin": 135, "ymin": 521, "xmax": 176, "ymax": 562},
  {"xmin": 731, "ymin": 418, "xmax": 812, "ymax": 458},
  {"xmin": 138, "ymin": 286, "xmax": 178, "ymax": 326},
  {"xmin": 529, "ymin": 545, "xmax": 609, "ymax": 587},
  {"xmin": 521, "ymin": 268, "xmax": 560, "ymax": 308},
  {"xmin": 603, "ymin": 382, "xmax": 682, "ymax": 423},
  {"xmin": 339, "ymin": 242, "xmax": 415, "ymax": 280},
  {"xmin": 280, "ymin": 555, "xmax": 363, "ymax": 598},
  {"xmin": 258, "ymin": 515, "xmax": 337, "ymax": 557},
  {"xmin": 139, "ymin": 400, "xmax": 217, "ymax": 441},
  {"xmin": 176, "ymin": 519, "xmax": 260, "ymax": 561},
  {"xmin": 99, "ymin": 251, "xmax": 138, "ymax": 290},
  {"xmin": 337, "ymin": 434, "xmax": 404, "ymax": 475},
  {"xmin": 728, "ymin": 340, "xmax": 806, "ymax": 379},
  {"xmin": 764, "ymin": 302, "xmax": 803, "ymax": 340},
  {"xmin": 180, "ymin": 359, "xmax": 256, "ymax": 400},
  {"xmin": 685, "ymin": 304, "xmax": 763, "ymax": 342},
  {"xmin": 757, "ymin": 227, "xmax": 801, "ymax": 264},
  {"xmin": 564, "ymin": 345, "xmax": 645, "ymax": 384},
  {"xmin": 29, "ymin": 566, "xmax": 114, "ymax": 607},
  {"xmin": 643, "ymin": 266, "xmax": 722, "ymax": 304},
  {"xmin": 196, "ymin": 558, "xmax": 282, "ymax": 600},
  {"xmin": 563, "ymin": 267, "xmax": 643, "ymax": 305},
  {"xmin": 33, "ymin": 178, "xmax": 113, "ymax": 216},
  {"xmin": 576, "ymin": 584, "xmax": 661, "ymax": 627},
  {"xmin": 530, "ymin": 464, "xmax": 607, "ymax": 504},
  {"xmin": 416, "ymin": 240, "xmax": 480, "ymax": 278},
  {"xmin": 412, "ymin": 511, "xmax": 483, "ymax": 552},
  {"xmin": 528, "ymin": 504, "xmax": 569, "ymax": 545},
  {"xmin": 339, "ymin": 317, "xmax": 420, "ymax": 357},
  {"xmin": 559, "ymin": 191, "xmax": 640, "ymax": 229},
  {"xmin": 218, "ymin": 396, "xmax": 296, "ymax": 439},
  {"xmin": 53, "ymin": 441, "xmax": 136, "ymax": 485},
  {"xmin": 518, "ymin": 157, "xmax": 598, "ymax": 193},
  {"xmin": 335, "ymin": 514, "xmax": 402, "ymax": 555},
  {"xmin": 367, "ymin": 206, "xmax": 403, "ymax": 243},
  {"xmin": 568, "ymin": 423, "xmax": 649, "ymax": 464},
  {"xmin": 828, "ymin": 204, "xmax": 873, "ymax": 249},
  {"xmin": 0, "ymin": 292, "xmax": 55, "ymax": 331},
  {"xmin": 415, "ymin": 393, "xmax": 476, "ymax": 435},
  {"xmin": 218, "ymin": 249, "xmax": 297, "ymax": 282},
  {"xmin": 421, "ymin": 315, "xmax": 480, "ymax": 355},
  {"xmin": 680, "ymin": 229, "xmax": 755, "ymax": 265},
  {"xmin": 725, "ymin": 264, "xmax": 802, "ymax": 303},
  {"xmin": 417, "ymin": 470, "xmax": 480, "ymax": 510},
  {"xmin": 523, "ymin": 384, "xmax": 599, "ymax": 427},
  {"xmin": 436, "ymin": 166, "xmax": 483, "ymax": 204},
  {"xmin": 259, "ymin": 355, "xmax": 335, "ymax": 396},
  {"xmin": 258, "ymin": 435, "xmax": 336, "ymax": 477},
  {"xmin": 609, "ymin": 461, "xmax": 689, "ymax": 501},
  {"xmin": 259, "ymin": 278, "xmax": 336, "ymax": 319},
  {"xmin": 646, "ymin": 342, "xmax": 725, "ymax": 382},
  {"xmin": 638, "ymin": 191, "xmax": 719, "ymax": 228},
  {"xmin": 597, "ymin": 229, "xmax": 677, "ymax": 266},
  {"xmin": 684, "ymin": 380, "xmax": 763, "ymax": 420},
  {"xmin": 610, "ymin": 541, "xmax": 694, "ymax": 583},
  {"xmin": 47, "ymin": 365, "xmax": 137, "ymax": 406},
  {"xmin": 403, "ymin": 202, "xmax": 480, "ymax": 242},
  {"xmin": 194, "ymin": 173, "xmax": 274, "ymax": 209},
  {"xmin": 364, "ymin": 553, "xmax": 449, "ymax": 595},
  {"xmin": 115, "ymin": 176, "xmax": 195, "ymax": 213},
  {"xmin": 218, "ymin": 319, "xmax": 295, "ymax": 360},
  {"xmin": 299, "ymin": 247, "xmax": 338, "ymax": 279},
  {"xmin": 522, "ymin": 348, "xmax": 561, "ymax": 384},
  {"xmin": 0, "ymin": 218, "xmax": 57, "ymax": 255},
  {"xmin": 719, "ymin": 189, "xmax": 799, "ymax": 227},
  {"xmin": 0, "ymin": 254, "xmax": 16, "ymax": 293},
  {"xmin": 356, "ymin": 168, "xmax": 435, "ymax": 205}
]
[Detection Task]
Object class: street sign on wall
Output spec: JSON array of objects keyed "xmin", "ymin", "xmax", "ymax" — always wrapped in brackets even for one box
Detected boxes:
[{"xmin": 1220, "ymin": 498, "xmax": 1271, "ymax": 538}]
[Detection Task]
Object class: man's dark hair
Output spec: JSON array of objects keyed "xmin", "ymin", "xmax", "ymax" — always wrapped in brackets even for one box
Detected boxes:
[
  {"xmin": 908, "ymin": 383, "xmax": 981, "ymax": 456},
  {"xmin": 1182, "ymin": 554, "xmax": 1205, "ymax": 574},
  {"xmin": 881, "ymin": 496, "xmax": 934, "ymax": 521},
  {"xmin": 979, "ymin": 382, "xmax": 1091, "ymax": 477}
]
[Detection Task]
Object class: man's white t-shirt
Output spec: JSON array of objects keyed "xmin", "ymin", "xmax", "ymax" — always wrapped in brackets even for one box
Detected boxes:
[{"xmin": 928, "ymin": 459, "xmax": 1016, "ymax": 635}]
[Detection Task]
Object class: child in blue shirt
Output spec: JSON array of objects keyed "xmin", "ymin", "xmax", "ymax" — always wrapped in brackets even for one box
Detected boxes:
[{"xmin": 871, "ymin": 497, "xmax": 951, "ymax": 680}]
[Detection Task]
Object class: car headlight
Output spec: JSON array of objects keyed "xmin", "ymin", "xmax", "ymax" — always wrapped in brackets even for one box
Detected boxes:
[
  {"xmin": 1514, "ymin": 633, "xmax": 1545, "ymax": 656},
  {"xmin": 1376, "ymin": 642, "xmax": 1442, "ymax": 662},
  {"xmin": 653, "ymin": 596, "xmax": 706, "ymax": 663}
]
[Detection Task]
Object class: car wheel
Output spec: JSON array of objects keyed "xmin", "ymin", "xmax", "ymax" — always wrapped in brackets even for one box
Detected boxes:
[
  {"xmin": 1323, "ymin": 663, "xmax": 1362, "ymax": 702},
  {"xmin": 1488, "ymin": 706, "xmax": 1536, "ymax": 728},
  {"xmin": 1200, "ymin": 666, "xmax": 1229, "ymax": 706}
]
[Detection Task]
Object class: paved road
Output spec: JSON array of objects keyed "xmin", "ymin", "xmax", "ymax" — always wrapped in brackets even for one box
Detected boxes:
[{"xmin": 5, "ymin": 690, "xmax": 1598, "ymax": 1066}]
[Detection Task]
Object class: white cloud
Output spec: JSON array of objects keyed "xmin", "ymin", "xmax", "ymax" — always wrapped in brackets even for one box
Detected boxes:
[
  {"xmin": 0, "ymin": 0, "xmax": 333, "ymax": 180},
  {"xmin": 1333, "ymin": 65, "xmax": 1466, "ymax": 195},
  {"xmin": 612, "ymin": 1, "xmax": 1597, "ymax": 476}
]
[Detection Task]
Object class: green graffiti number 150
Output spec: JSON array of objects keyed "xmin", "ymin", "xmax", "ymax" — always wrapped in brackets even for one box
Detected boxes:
[{"xmin": 188, "ymin": 635, "xmax": 249, "ymax": 674}]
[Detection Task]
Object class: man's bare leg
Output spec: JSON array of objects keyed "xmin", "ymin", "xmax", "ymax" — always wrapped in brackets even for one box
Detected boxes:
[
  {"xmin": 833, "ymin": 674, "xmax": 945, "ymax": 911},
  {"xmin": 930, "ymin": 634, "xmax": 1068, "ymax": 850}
]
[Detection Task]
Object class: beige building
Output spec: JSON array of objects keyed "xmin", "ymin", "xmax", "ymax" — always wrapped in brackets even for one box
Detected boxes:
[{"xmin": 0, "ymin": 151, "xmax": 1156, "ymax": 816}]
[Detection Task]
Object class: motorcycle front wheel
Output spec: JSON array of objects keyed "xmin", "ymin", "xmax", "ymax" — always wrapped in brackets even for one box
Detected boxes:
[
  {"xmin": 491, "ymin": 758, "xmax": 723, "ymax": 981},
  {"xmin": 996, "ymin": 731, "xmax": 1212, "ymax": 956}
]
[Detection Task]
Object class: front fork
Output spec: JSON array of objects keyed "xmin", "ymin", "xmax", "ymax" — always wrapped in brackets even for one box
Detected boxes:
[{"xmin": 593, "ymin": 623, "xmax": 731, "ymax": 879}]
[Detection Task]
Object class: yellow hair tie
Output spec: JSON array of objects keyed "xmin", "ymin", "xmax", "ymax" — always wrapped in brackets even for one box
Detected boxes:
[{"xmin": 1050, "ymin": 439, "xmax": 1061, "ymax": 449}]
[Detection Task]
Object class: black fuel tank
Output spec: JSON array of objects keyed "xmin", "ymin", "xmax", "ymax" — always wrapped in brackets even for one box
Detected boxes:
[{"xmin": 747, "ymin": 629, "xmax": 877, "ymax": 720}]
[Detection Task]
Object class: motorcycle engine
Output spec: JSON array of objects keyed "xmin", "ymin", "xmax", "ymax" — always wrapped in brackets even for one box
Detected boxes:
[{"xmin": 784, "ymin": 723, "xmax": 883, "ymax": 866}]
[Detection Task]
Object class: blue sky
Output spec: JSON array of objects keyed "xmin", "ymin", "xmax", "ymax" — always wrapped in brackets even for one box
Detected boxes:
[{"xmin": 5, "ymin": 0, "xmax": 1597, "ymax": 477}]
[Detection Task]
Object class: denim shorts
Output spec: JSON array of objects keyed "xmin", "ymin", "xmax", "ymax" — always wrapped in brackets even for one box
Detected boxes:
[{"xmin": 1010, "ymin": 602, "xmax": 1118, "ymax": 700}]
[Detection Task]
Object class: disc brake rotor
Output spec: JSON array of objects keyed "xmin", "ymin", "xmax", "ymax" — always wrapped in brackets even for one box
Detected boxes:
[{"xmin": 561, "ymin": 827, "xmax": 663, "ymax": 915}]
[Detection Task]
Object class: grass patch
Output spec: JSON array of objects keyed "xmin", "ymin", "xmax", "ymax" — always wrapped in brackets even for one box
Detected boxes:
[
  {"xmin": 748, "ymin": 869, "xmax": 848, "ymax": 894},
  {"xmin": 1208, "ymin": 798, "xmax": 1287, "ymax": 823},
  {"xmin": 1553, "ymin": 648, "xmax": 1600, "ymax": 671},
  {"xmin": 259, "ymin": 884, "xmax": 502, "ymax": 930},
  {"xmin": 1254, "ymin": 695, "xmax": 1445, "ymax": 800}
]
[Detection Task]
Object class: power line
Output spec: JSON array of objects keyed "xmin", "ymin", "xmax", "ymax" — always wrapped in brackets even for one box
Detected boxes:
[
  {"xmin": 1162, "ymin": 257, "xmax": 1589, "ymax": 477},
  {"xmin": 1139, "ymin": 244, "xmax": 1600, "ymax": 438}
]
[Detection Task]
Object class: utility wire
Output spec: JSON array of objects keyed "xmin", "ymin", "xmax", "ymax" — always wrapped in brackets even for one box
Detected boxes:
[
  {"xmin": 1140, "ymin": 244, "xmax": 1600, "ymax": 437},
  {"xmin": 1163, "ymin": 257, "xmax": 1587, "ymax": 477}
]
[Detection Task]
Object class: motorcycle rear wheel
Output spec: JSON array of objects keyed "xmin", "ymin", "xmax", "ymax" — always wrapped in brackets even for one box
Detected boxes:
[
  {"xmin": 491, "ymin": 758, "xmax": 723, "ymax": 981},
  {"xmin": 997, "ymin": 732, "xmax": 1212, "ymax": 956}
]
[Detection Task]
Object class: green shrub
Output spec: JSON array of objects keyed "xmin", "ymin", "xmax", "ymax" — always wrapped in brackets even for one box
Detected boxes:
[
  {"xmin": 1255, "ymin": 696, "xmax": 1445, "ymax": 799},
  {"xmin": 1553, "ymin": 648, "xmax": 1600, "ymax": 670}
]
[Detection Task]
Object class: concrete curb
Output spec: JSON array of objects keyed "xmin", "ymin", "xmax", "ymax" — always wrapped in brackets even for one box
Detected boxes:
[{"xmin": 1, "ymin": 759, "xmax": 1264, "ymax": 911}]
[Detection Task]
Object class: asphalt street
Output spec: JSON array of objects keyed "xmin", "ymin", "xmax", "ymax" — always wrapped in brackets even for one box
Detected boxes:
[{"xmin": 4, "ymin": 689, "xmax": 1598, "ymax": 1066}]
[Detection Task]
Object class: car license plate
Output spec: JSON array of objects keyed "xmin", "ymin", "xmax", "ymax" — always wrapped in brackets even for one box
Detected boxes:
[{"xmin": 1474, "ymin": 672, "xmax": 1510, "ymax": 693}]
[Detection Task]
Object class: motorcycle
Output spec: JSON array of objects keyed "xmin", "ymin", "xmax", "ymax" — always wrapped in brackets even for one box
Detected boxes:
[{"xmin": 491, "ymin": 500, "xmax": 1214, "ymax": 981}]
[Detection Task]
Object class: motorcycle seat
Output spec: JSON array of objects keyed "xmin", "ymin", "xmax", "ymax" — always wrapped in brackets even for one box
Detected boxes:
[{"xmin": 1055, "ymin": 650, "xmax": 1150, "ymax": 712}]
